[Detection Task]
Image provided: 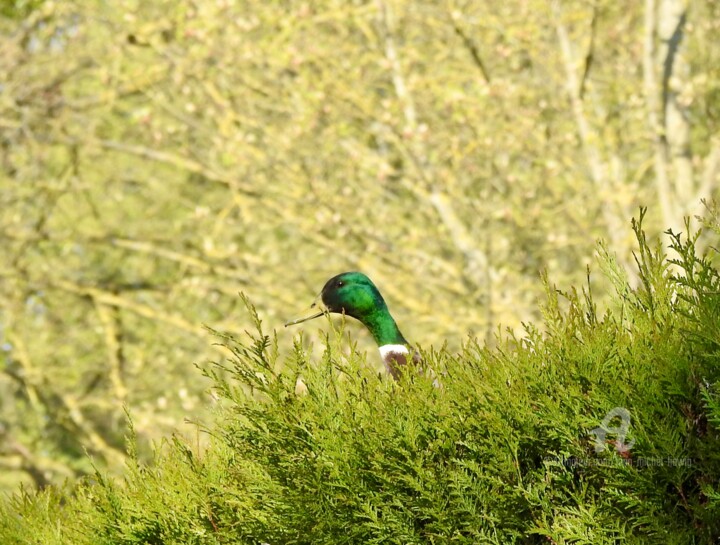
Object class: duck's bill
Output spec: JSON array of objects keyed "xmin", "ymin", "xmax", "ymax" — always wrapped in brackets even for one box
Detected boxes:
[{"xmin": 284, "ymin": 309, "xmax": 325, "ymax": 327}]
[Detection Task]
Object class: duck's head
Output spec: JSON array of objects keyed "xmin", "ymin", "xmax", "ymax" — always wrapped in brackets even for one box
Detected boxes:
[
  {"xmin": 285, "ymin": 271, "xmax": 411, "ymax": 378},
  {"xmin": 285, "ymin": 272, "xmax": 388, "ymax": 326}
]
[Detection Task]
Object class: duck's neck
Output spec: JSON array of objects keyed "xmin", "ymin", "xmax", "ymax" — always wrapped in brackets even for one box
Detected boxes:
[
  {"xmin": 360, "ymin": 307, "xmax": 411, "ymax": 379},
  {"xmin": 360, "ymin": 306, "xmax": 408, "ymax": 348}
]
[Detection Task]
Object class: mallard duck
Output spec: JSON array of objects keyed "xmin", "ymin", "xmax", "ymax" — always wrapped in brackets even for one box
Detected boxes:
[{"xmin": 285, "ymin": 272, "xmax": 416, "ymax": 379}]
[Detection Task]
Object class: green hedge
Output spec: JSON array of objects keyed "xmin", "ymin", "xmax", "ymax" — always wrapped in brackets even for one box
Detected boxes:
[{"xmin": 2, "ymin": 213, "xmax": 720, "ymax": 544}]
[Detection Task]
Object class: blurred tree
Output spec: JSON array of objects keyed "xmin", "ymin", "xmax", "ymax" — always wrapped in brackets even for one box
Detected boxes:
[{"xmin": 0, "ymin": 0, "xmax": 718, "ymax": 491}]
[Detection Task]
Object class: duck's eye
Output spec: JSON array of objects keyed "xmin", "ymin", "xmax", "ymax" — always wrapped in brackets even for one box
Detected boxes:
[{"xmin": 336, "ymin": 281, "xmax": 344, "ymax": 288}]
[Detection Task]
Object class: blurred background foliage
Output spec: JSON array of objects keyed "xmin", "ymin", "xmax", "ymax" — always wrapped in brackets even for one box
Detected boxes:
[{"xmin": 0, "ymin": 0, "xmax": 718, "ymax": 492}]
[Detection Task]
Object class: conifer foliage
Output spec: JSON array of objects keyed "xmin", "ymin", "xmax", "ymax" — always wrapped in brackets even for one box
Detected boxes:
[{"xmin": 2, "ymin": 214, "xmax": 720, "ymax": 543}]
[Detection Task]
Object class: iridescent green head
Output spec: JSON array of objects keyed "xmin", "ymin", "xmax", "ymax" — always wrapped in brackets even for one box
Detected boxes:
[
  {"xmin": 285, "ymin": 271, "xmax": 408, "ymax": 347},
  {"xmin": 319, "ymin": 272, "xmax": 388, "ymax": 321}
]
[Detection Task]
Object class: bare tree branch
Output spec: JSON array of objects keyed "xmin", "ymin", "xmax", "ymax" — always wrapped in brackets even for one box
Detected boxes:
[
  {"xmin": 109, "ymin": 237, "xmax": 255, "ymax": 280},
  {"xmin": 579, "ymin": 1, "xmax": 598, "ymax": 99},
  {"xmin": 48, "ymin": 279, "xmax": 214, "ymax": 340},
  {"xmin": 448, "ymin": 12, "xmax": 491, "ymax": 85},
  {"xmin": 95, "ymin": 140, "xmax": 257, "ymax": 195},
  {"xmin": 95, "ymin": 301, "xmax": 127, "ymax": 403},
  {"xmin": 376, "ymin": 1, "xmax": 492, "ymax": 298},
  {"xmin": 375, "ymin": 0, "xmax": 417, "ymax": 132},
  {"xmin": 643, "ymin": 0, "xmax": 676, "ymax": 230},
  {"xmin": 551, "ymin": 0, "xmax": 631, "ymax": 274},
  {"xmin": 658, "ymin": 0, "xmax": 693, "ymax": 203},
  {"xmin": 4, "ymin": 333, "xmax": 126, "ymax": 470}
]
